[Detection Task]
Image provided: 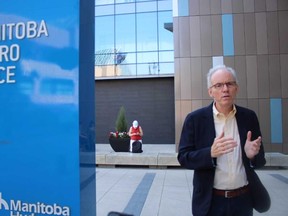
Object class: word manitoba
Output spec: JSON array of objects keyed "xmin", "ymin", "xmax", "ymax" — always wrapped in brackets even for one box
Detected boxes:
[
  {"xmin": 0, "ymin": 193, "xmax": 70, "ymax": 216},
  {"xmin": 0, "ymin": 20, "xmax": 49, "ymax": 84}
]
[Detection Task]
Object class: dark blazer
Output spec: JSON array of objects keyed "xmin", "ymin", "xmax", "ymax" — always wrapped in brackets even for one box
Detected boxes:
[{"xmin": 177, "ymin": 103, "xmax": 266, "ymax": 216}]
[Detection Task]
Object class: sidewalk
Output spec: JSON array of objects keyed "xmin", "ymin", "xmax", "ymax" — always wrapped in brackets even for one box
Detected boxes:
[
  {"xmin": 95, "ymin": 144, "xmax": 288, "ymax": 216},
  {"xmin": 96, "ymin": 167, "xmax": 288, "ymax": 216}
]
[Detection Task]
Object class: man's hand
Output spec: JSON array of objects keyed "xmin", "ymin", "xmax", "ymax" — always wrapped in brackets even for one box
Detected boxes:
[
  {"xmin": 211, "ymin": 131, "xmax": 237, "ymax": 158},
  {"xmin": 244, "ymin": 131, "xmax": 261, "ymax": 159}
]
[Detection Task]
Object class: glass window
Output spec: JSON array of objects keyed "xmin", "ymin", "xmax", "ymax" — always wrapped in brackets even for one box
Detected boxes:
[
  {"xmin": 116, "ymin": 64, "xmax": 136, "ymax": 76},
  {"xmin": 116, "ymin": 3, "xmax": 135, "ymax": 14},
  {"xmin": 137, "ymin": 51, "xmax": 158, "ymax": 63},
  {"xmin": 124, "ymin": 52, "xmax": 136, "ymax": 64},
  {"xmin": 158, "ymin": 11, "xmax": 173, "ymax": 50},
  {"xmin": 95, "ymin": 0, "xmax": 174, "ymax": 78},
  {"xmin": 95, "ymin": 16, "xmax": 114, "ymax": 53},
  {"xmin": 116, "ymin": 0, "xmax": 135, "ymax": 3},
  {"xmin": 95, "ymin": 65, "xmax": 116, "ymax": 77},
  {"xmin": 136, "ymin": 0, "xmax": 156, "ymax": 2},
  {"xmin": 136, "ymin": 12, "xmax": 157, "ymax": 51},
  {"xmin": 95, "ymin": 52, "xmax": 115, "ymax": 66},
  {"xmin": 136, "ymin": 1, "xmax": 157, "ymax": 12},
  {"xmin": 115, "ymin": 51, "xmax": 136, "ymax": 64},
  {"xmin": 158, "ymin": 62, "xmax": 174, "ymax": 74},
  {"xmin": 115, "ymin": 14, "xmax": 136, "ymax": 52},
  {"xmin": 137, "ymin": 63, "xmax": 157, "ymax": 75},
  {"xmin": 95, "ymin": 5, "xmax": 114, "ymax": 16},
  {"xmin": 159, "ymin": 51, "xmax": 173, "ymax": 62},
  {"xmin": 158, "ymin": 0, "xmax": 172, "ymax": 11},
  {"xmin": 96, "ymin": 0, "xmax": 114, "ymax": 6}
]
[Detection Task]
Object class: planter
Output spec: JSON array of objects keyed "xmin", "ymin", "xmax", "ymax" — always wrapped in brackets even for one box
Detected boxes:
[{"xmin": 109, "ymin": 137, "xmax": 130, "ymax": 152}]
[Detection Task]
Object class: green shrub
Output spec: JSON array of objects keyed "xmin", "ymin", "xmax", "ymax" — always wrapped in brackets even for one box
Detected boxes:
[{"xmin": 115, "ymin": 106, "xmax": 128, "ymax": 132}]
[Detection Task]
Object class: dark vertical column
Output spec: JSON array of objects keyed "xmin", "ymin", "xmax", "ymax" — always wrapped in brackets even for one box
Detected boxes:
[{"xmin": 79, "ymin": 0, "xmax": 96, "ymax": 215}]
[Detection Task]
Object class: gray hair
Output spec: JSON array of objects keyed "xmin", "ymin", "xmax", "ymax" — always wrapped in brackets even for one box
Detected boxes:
[{"xmin": 207, "ymin": 65, "xmax": 238, "ymax": 88}]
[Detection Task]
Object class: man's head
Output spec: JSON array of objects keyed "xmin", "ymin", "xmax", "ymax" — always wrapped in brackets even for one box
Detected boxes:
[{"xmin": 207, "ymin": 65, "xmax": 239, "ymax": 113}]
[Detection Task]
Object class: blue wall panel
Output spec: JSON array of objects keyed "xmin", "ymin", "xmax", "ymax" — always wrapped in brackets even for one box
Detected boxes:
[
  {"xmin": 0, "ymin": 1, "xmax": 95, "ymax": 215},
  {"xmin": 270, "ymin": 98, "xmax": 283, "ymax": 143},
  {"xmin": 176, "ymin": 0, "xmax": 189, "ymax": 17},
  {"xmin": 222, "ymin": 14, "xmax": 234, "ymax": 56}
]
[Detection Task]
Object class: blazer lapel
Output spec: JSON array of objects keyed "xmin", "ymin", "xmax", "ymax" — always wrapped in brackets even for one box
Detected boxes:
[
  {"xmin": 235, "ymin": 106, "xmax": 247, "ymax": 148},
  {"xmin": 204, "ymin": 103, "xmax": 216, "ymax": 146}
]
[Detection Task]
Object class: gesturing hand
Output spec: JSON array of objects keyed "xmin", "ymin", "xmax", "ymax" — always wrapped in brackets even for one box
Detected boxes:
[
  {"xmin": 211, "ymin": 131, "xmax": 237, "ymax": 158},
  {"xmin": 244, "ymin": 131, "xmax": 261, "ymax": 159}
]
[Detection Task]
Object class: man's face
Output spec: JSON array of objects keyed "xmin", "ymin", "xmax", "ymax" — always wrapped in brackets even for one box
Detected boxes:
[{"xmin": 208, "ymin": 69, "xmax": 238, "ymax": 110}]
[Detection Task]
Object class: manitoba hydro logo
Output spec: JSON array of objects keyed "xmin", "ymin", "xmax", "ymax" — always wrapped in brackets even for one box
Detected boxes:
[{"xmin": 0, "ymin": 193, "xmax": 70, "ymax": 216}]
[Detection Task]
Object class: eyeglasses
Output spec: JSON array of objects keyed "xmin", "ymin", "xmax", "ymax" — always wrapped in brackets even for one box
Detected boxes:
[{"xmin": 210, "ymin": 81, "xmax": 237, "ymax": 90}]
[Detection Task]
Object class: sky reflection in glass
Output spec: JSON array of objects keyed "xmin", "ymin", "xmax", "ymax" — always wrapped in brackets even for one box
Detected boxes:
[{"xmin": 95, "ymin": 0, "xmax": 173, "ymax": 77}]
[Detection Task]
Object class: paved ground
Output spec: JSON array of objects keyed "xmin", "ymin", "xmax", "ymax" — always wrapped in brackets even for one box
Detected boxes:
[{"xmin": 96, "ymin": 167, "xmax": 288, "ymax": 216}]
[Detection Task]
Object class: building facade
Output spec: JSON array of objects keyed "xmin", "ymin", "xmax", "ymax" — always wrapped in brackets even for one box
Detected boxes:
[
  {"xmin": 174, "ymin": 0, "xmax": 288, "ymax": 153},
  {"xmin": 95, "ymin": 0, "xmax": 288, "ymax": 153},
  {"xmin": 94, "ymin": 0, "xmax": 175, "ymax": 144}
]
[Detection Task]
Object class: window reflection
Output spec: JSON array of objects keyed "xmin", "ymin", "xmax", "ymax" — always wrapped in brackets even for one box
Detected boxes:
[
  {"xmin": 136, "ymin": 0, "xmax": 155, "ymax": 2},
  {"xmin": 95, "ymin": 16, "xmax": 114, "ymax": 51},
  {"xmin": 158, "ymin": 0, "xmax": 172, "ymax": 11},
  {"xmin": 117, "ymin": 64, "xmax": 136, "ymax": 76},
  {"xmin": 95, "ymin": 5, "xmax": 114, "ymax": 16},
  {"xmin": 137, "ymin": 12, "xmax": 157, "ymax": 51},
  {"xmin": 137, "ymin": 63, "xmax": 158, "ymax": 75},
  {"xmin": 95, "ymin": 64, "xmax": 137, "ymax": 77},
  {"xmin": 116, "ymin": 0, "xmax": 135, "ymax": 3},
  {"xmin": 159, "ymin": 51, "xmax": 173, "ymax": 62},
  {"xmin": 116, "ymin": 14, "xmax": 136, "ymax": 52},
  {"xmin": 120, "ymin": 52, "xmax": 136, "ymax": 64},
  {"xmin": 158, "ymin": 11, "xmax": 173, "ymax": 50},
  {"xmin": 137, "ymin": 51, "xmax": 158, "ymax": 63},
  {"xmin": 116, "ymin": 3, "xmax": 135, "ymax": 14},
  {"xmin": 95, "ymin": 50, "xmax": 115, "ymax": 65},
  {"xmin": 96, "ymin": 0, "xmax": 114, "ymax": 6},
  {"xmin": 95, "ymin": 0, "xmax": 174, "ymax": 78},
  {"xmin": 159, "ymin": 62, "xmax": 174, "ymax": 74},
  {"xmin": 136, "ymin": 1, "xmax": 157, "ymax": 12},
  {"xmin": 95, "ymin": 65, "xmax": 116, "ymax": 77}
]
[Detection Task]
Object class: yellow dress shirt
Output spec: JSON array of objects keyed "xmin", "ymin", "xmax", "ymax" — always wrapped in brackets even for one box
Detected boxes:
[{"xmin": 213, "ymin": 103, "xmax": 248, "ymax": 190}]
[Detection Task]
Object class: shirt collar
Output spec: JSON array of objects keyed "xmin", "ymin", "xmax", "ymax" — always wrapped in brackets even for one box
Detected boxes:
[{"xmin": 212, "ymin": 102, "xmax": 237, "ymax": 117}]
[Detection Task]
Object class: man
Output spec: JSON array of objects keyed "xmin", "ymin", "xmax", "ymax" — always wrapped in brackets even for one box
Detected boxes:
[{"xmin": 178, "ymin": 65, "xmax": 267, "ymax": 216}]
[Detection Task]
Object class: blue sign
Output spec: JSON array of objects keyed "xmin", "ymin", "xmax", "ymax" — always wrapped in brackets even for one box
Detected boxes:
[{"xmin": 0, "ymin": 1, "xmax": 95, "ymax": 216}]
